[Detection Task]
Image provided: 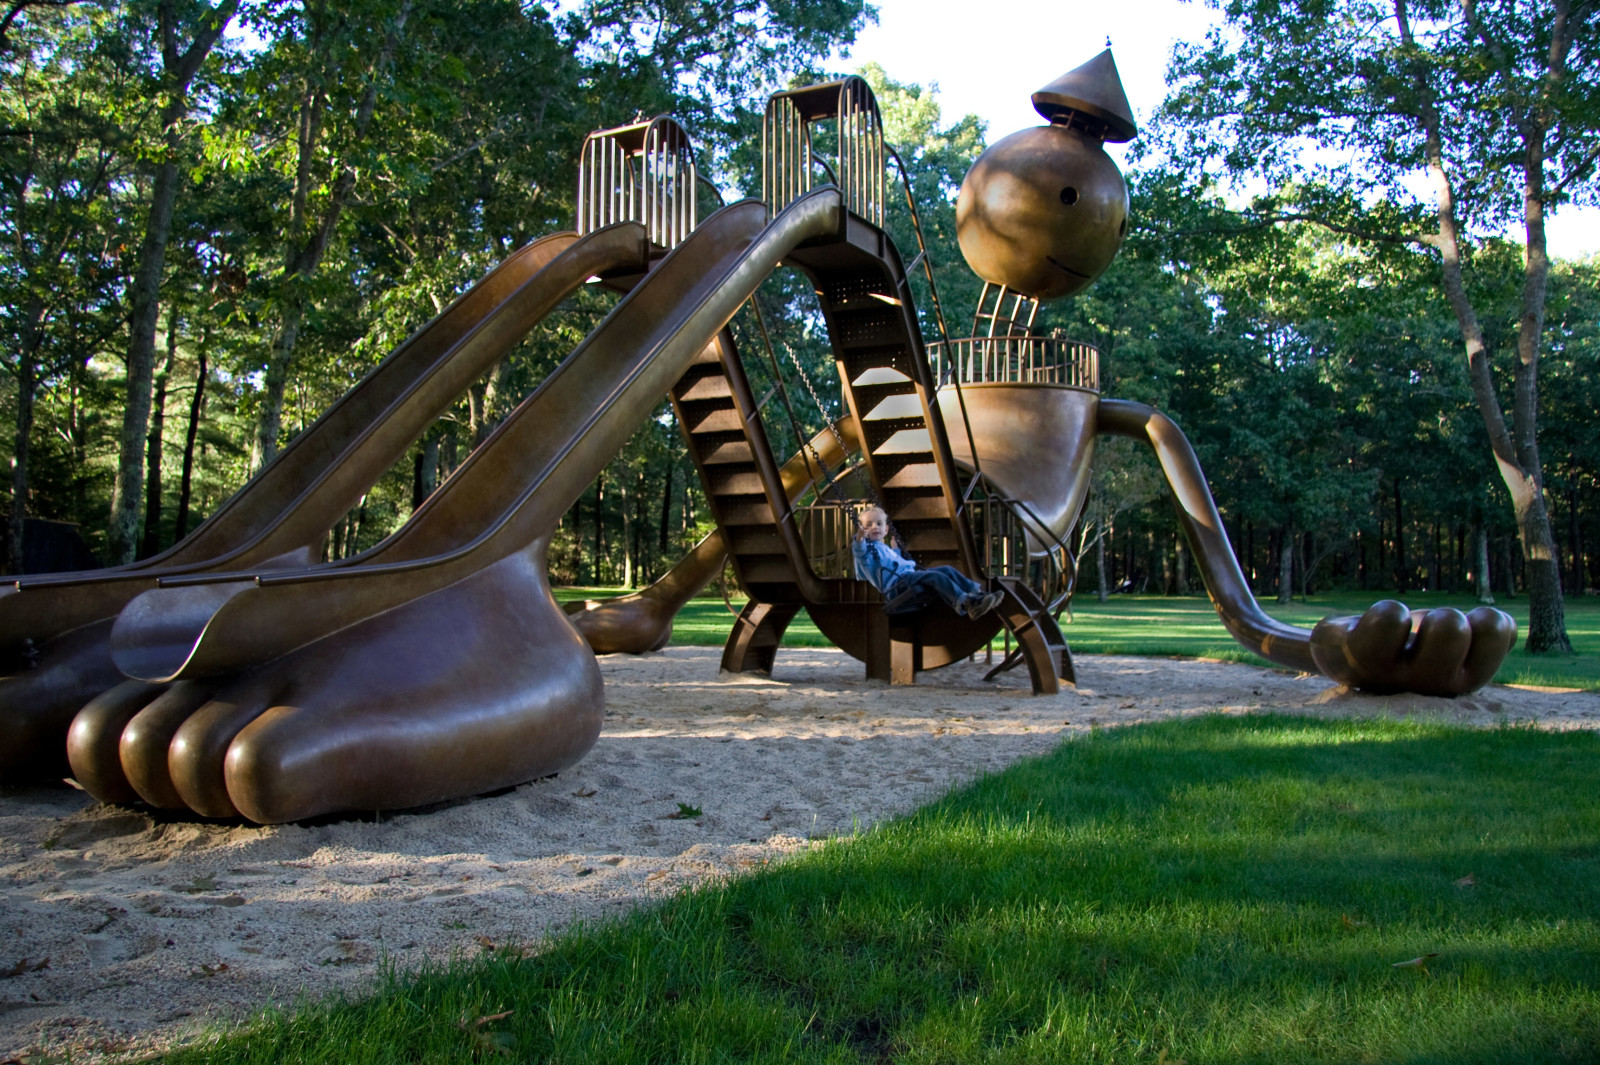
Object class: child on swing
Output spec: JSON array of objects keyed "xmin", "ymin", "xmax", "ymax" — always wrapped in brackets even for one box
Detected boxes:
[{"xmin": 852, "ymin": 505, "xmax": 1003, "ymax": 619}]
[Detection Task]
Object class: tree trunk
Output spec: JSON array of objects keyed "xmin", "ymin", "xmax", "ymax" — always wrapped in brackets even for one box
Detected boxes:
[
  {"xmin": 1501, "ymin": 537, "xmax": 1516, "ymax": 599},
  {"xmin": 1095, "ymin": 514, "xmax": 1109, "ymax": 602},
  {"xmin": 140, "ymin": 321, "xmax": 176, "ymax": 558},
  {"xmin": 620, "ymin": 481, "xmax": 633, "ymax": 589},
  {"xmin": 1392, "ymin": 479, "xmax": 1407, "ymax": 593},
  {"xmin": 1474, "ymin": 522, "xmax": 1494, "ymax": 604},
  {"xmin": 1396, "ymin": 0, "xmax": 1568, "ymax": 649},
  {"xmin": 592, "ymin": 471, "xmax": 604, "ymax": 584},
  {"xmin": 411, "ymin": 433, "xmax": 439, "ymax": 511},
  {"xmin": 1429, "ymin": 520, "xmax": 1440, "ymax": 593},
  {"xmin": 658, "ymin": 456, "xmax": 675, "ymax": 558},
  {"xmin": 1277, "ymin": 526, "xmax": 1293, "ymax": 605},
  {"xmin": 174, "ymin": 339, "xmax": 208, "ymax": 541},
  {"xmin": 109, "ymin": 151, "xmax": 179, "ymax": 564},
  {"xmin": 253, "ymin": 2, "xmax": 409, "ymax": 467},
  {"xmin": 7, "ymin": 323, "xmax": 39, "ymax": 575}
]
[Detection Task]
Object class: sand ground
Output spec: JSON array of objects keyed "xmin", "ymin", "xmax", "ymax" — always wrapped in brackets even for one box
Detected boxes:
[{"xmin": 2, "ymin": 647, "xmax": 1595, "ymax": 1061}]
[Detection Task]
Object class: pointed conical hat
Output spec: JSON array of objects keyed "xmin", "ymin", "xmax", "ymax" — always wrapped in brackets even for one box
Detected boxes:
[{"xmin": 1031, "ymin": 49, "xmax": 1137, "ymax": 143}]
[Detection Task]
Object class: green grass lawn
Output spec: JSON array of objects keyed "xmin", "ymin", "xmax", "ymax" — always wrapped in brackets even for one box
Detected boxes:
[
  {"xmin": 557, "ymin": 587, "xmax": 1600, "ymax": 691},
  {"xmin": 160, "ymin": 716, "xmax": 1600, "ymax": 1064}
]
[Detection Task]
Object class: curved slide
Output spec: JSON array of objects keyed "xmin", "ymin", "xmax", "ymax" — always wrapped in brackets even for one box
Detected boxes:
[
  {"xmin": 71, "ymin": 190, "xmax": 847, "ymax": 823},
  {"xmin": 0, "ymin": 225, "xmax": 650, "ymax": 782}
]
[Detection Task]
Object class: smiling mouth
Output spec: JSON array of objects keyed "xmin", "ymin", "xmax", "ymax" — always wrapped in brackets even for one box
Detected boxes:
[{"xmin": 1046, "ymin": 256, "xmax": 1091, "ymax": 280}]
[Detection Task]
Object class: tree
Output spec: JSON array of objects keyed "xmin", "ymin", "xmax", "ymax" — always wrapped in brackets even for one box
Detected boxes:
[
  {"xmin": 1, "ymin": 2, "xmax": 140, "ymax": 570},
  {"xmin": 106, "ymin": 0, "xmax": 237, "ymax": 564},
  {"xmin": 1158, "ymin": 0, "xmax": 1600, "ymax": 652}
]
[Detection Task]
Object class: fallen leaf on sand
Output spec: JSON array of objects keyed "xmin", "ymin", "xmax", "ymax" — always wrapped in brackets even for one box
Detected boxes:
[
  {"xmin": 1, "ymin": 957, "xmax": 49, "ymax": 979},
  {"xmin": 572, "ymin": 787, "xmax": 597, "ymax": 798}
]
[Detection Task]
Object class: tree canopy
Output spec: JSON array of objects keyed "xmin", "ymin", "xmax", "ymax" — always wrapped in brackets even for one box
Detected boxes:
[{"xmin": 1, "ymin": 0, "xmax": 1595, "ymax": 642}]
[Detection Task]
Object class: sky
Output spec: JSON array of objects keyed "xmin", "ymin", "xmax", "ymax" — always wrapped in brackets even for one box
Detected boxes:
[{"xmin": 837, "ymin": 0, "xmax": 1600, "ymax": 260}]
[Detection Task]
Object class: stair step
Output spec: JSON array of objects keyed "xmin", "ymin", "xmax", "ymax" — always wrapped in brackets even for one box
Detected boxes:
[
  {"xmin": 740, "ymin": 558, "xmax": 798, "ymax": 582},
  {"xmin": 862, "ymin": 394, "xmax": 924, "ymax": 421},
  {"xmin": 719, "ymin": 503, "xmax": 775, "ymax": 525},
  {"xmin": 902, "ymin": 527, "xmax": 958, "ymax": 553},
  {"xmin": 684, "ymin": 407, "xmax": 743, "ymax": 434},
  {"xmin": 886, "ymin": 495, "xmax": 953, "ymax": 522},
  {"xmin": 711, "ymin": 471, "xmax": 766, "ymax": 496},
  {"xmin": 874, "ymin": 428, "xmax": 932, "ymax": 455},
  {"xmin": 882, "ymin": 463, "xmax": 943, "ymax": 489},
  {"xmin": 699, "ymin": 439, "xmax": 754, "ymax": 465},
  {"xmin": 833, "ymin": 309, "xmax": 899, "ymax": 348},
  {"xmin": 677, "ymin": 375, "xmax": 734, "ymax": 401},
  {"xmin": 852, "ymin": 365, "xmax": 911, "ymax": 387},
  {"xmin": 726, "ymin": 526, "xmax": 785, "ymax": 554}
]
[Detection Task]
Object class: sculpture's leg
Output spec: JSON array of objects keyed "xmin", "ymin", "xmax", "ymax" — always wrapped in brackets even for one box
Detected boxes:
[
  {"xmin": 1096, "ymin": 398, "xmax": 1514, "ymax": 696},
  {"xmin": 721, "ymin": 601, "xmax": 798, "ymax": 675}
]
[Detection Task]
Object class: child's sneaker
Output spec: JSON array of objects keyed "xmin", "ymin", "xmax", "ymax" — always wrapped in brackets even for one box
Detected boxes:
[{"xmin": 965, "ymin": 590, "xmax": 1004, "ymax": 619}]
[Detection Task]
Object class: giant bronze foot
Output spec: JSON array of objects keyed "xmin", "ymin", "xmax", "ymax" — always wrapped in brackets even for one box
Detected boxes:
[
  {"xmin": 1310, "ymin": 600, "xmax": 1517, "ymax": 697},
  {"xmin": 1, "ymin": 227, "xmax": 647, "ymax": 784},
  {"xmin": 68, "ymin": 546, "xmax": 602, "ymax": 823}
]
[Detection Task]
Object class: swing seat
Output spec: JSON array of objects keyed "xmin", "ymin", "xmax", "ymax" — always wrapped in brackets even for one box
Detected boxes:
[{"xmin": 881, "ymin": 580, "xmax": 940, "ymax": 619}]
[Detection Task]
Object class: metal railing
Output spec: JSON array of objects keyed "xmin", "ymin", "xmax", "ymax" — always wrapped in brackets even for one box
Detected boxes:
[
  {"xmin": 762, "ymin": 76, "xmax": 886, "ymax": 227},
  {"xmin": 576, "ymin": 116, "xmax": 698, "ymax": 249},
  {"xmin": 964, "ymin": 477, "xmax": 1078, "ymax": 615},
  {"xmin": 928, "ymin": 336, "xmax": 1101, "ymax": 391}
]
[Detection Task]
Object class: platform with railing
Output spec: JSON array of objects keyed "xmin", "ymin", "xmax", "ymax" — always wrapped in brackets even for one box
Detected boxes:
[{"xmin": 928, "ymin": 335, "xmax": 1100, "ymax": 391}]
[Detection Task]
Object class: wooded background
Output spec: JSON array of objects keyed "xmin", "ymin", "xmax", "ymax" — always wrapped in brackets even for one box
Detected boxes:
[{"xmin": 3, "ymin": 0, "xmax": 1596, "ymax": 646}]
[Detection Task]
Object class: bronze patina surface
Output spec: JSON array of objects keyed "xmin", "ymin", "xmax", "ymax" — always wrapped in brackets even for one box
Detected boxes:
[{"xmin": 72, "ymin": 192, "xmax": 849, "ymax": 822}]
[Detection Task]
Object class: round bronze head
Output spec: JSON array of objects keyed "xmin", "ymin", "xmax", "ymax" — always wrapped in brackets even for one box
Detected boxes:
[{"xmin": 955, "ymin": 124, "xmax": 1129, "ymax": 300}]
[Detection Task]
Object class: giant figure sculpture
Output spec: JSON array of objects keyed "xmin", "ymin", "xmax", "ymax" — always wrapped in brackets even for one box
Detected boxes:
[{"xmin": 0, "ymin": 63, "xmax": 1514, "ymax": 825}]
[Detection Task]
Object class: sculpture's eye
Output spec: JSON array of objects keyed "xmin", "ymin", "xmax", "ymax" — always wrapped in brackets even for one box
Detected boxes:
[{"xmin": 1059, "ymin": 186, "xmax": 1078, "ymax": 206}]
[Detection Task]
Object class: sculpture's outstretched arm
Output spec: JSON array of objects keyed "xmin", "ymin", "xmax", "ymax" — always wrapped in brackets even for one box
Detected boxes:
[{"xmin": 1096, "ymin": 399, "xmax": 1515, "ymax": 696}]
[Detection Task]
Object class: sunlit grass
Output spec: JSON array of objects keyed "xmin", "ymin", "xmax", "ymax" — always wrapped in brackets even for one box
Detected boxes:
[
  {"xmin": 158, "ymin": 717, "xmax": 1600, "ymax": 1064},
  {"xmin": 556, "ymin": 587, "xmax": 1600, "ymax": 690}
]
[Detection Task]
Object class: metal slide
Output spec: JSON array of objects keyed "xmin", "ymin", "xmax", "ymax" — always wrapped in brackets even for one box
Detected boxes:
[
  {"xmin": 71, "ymin": 190, "xmax": 847, "ymax": 823},
  {"xmin": 0, "ymin": 224, "xmax": 650, "ymax": 781}
]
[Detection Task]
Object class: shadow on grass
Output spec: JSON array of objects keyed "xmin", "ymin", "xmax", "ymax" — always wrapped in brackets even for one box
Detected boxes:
[{"xmin": 167, "ymin": 717, "xmax": 1600, "ymax": 1065}]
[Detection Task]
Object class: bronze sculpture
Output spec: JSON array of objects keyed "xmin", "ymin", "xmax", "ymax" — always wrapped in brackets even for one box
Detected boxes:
[{"xmin": 1, "ymin": 61, "xmax": 1517, "ymax": 824}]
